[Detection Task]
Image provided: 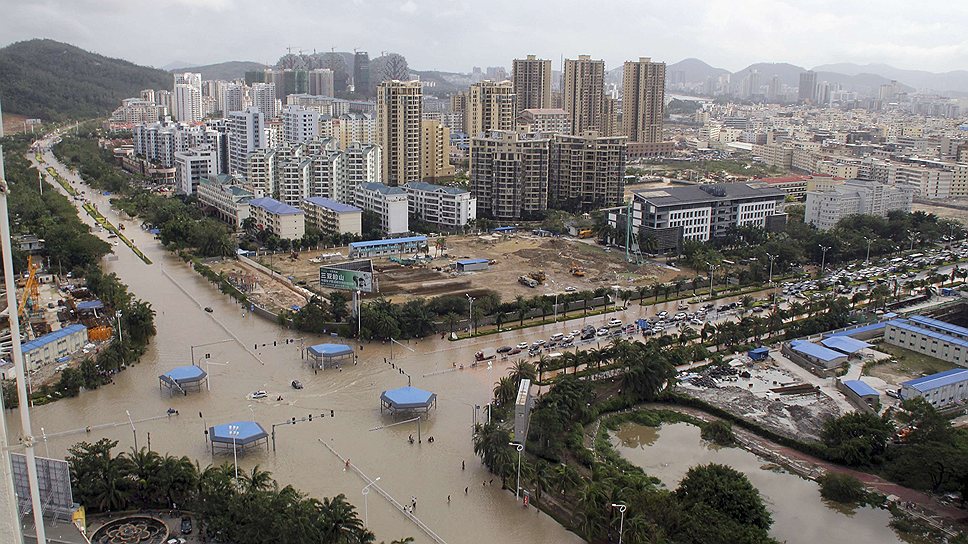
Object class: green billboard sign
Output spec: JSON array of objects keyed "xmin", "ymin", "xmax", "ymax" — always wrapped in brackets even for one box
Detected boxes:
[{"xmin": 319, "ymin": 267, "xmax": 374, "ymax": 292}]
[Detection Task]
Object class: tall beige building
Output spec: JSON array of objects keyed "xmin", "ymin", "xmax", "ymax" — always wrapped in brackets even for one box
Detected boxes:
[
  {"xmin": 512, "ymin": 55, "xmax": 552, "ymax": 112},
  {"xmin": 467, "ymin": 80, "xmax": 516, "ymax": 138},
  {"xmin": 377, "ymin": 80, "xmax": 423, "ymax": 186},
  {"xmin": 562, "ymin": 55, "xmax": 606, "ymax": 134},
  {"xmin": 421, "ymin": 119, "xmax": 455, "ymax": 181},
  {"xmin": 622, "ymin": 57, "xmax": 666, "ymax": 143},
  {"xmin": 551, "ymin": 131, "xmax": 627, "ymax": 211}
]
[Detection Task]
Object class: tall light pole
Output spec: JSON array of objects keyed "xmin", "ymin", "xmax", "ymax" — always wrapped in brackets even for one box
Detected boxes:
[
  {"xmin": 509, "ymin": 442, "xmax": 524, "ymax": 499},
  {"xmin": 819, "ymin": 245, "xmax": 830, "ymax": 275},
  {"xmin": 125, "ymin": 410, "xmax": 138, "ymax": 450},
  {"xmin": 611, "ymin": 503, "xmax": 627, "ymax": 544},
  {"xmin": 864, "ymin": 237, "xmax": 872, "ymax": 264},
  {"xmin": 707, "ymin": 262, "xmax": 717, "ymax": 300},
  {"xmin": 549, "ymin": 292, "xmax": 559, "ymax": 323},
  {"xmin": 228, "ymin": 425, "xmax": 240, "ymax": 482},
  {"xmin": 205, "ymin": 360, "xmax": 229, "ymax": 391},
  {"xmin": 766, "ymin": 253, "xmax": 777, "ymax": 311},
  {"xmin": 465, "ymin": 294, "xmax": 475, "ymax": 334},
  {"xmin": 361, "ymin": 476, "xmax": 381, "ymax": 526}
]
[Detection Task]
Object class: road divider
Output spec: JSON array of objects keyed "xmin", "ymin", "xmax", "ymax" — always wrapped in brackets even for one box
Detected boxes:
[{"xmin": 82, "ymin": 202, "xmax": 152, "ymax": 264}]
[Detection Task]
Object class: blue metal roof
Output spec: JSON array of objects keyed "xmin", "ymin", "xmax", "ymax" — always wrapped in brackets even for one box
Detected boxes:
[
  {"xmin": 821, "ymin": 336, "xmax": 871, "ymax": 354},
  {"xmin": 902, "ymin": 368, "xmax": 968, "ymax": 392},
  {"xmin": 888, "ymin": 319, "xmax": 968, "ymax": 350},
  {"xmin": 828, "ymin": 322, "xmax": 886, "ymax": 337},
  {"xmin": 76, "ymin": 300, "xmax": 103, "ymax": 311},
  {"xmin": 249, "ymin": 197, "xmax": 303, "ymax": 216},
  {"xmin": 748, "ymin": 347, "xmax": 770, "ymax": 356},
  {"xmin": 209, "ymin": 421, "xmax": 268, "ymax": 445},
  {"xmin": 350, "ymin": 236, "xmax": 427, "ymax": 249},
  {"xmin": 303, "ymin": 197, "xmax": 361, "ymax": 214},
  {"xmin": 380, "ymin": 386, "xmax": 436, "ymax": 409},
  {"xmin": 843, "ymin": 379, "xmax": 879, "ymax": 397},
  {"xmin": 790, "ymin": 340, "xmax": 846, "ymax": 362},
  {"xmin": 404, "ymin": 181, "xmax": 468, "ymax": 195},
  {"xmin": 908, "ymin": 315, "xmax": 968, "ymax": 339},
  {"xmin": 457, "ymin": 258, "xmax": 489, "ymax": 265},
  {"xmin": 492, "ymin": 226, "xmax": 516, "ymax": 232},
  {"xmin": 308, "ymin": 343, "xmax": 354, "ymax": 357},
  {"xmin": 161, "ymin": 365, "xmax": 207, "ymax": 384},
  {"xmin": 359, "ymin": 182, "xmax": 406, "ymax": 195},
  {"xmin": 21, "ymin": 324, "xmax": 87, "ymax": 354}
]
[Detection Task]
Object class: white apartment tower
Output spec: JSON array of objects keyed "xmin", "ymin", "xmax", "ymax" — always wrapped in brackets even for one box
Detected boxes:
[
  {"xmin": 282, "ymin": 105, "xmax": 321, "ymax": 144},
  {"xmin": 470, "ymin": 130, "xmax": 550, "ymax": 220},
  {"xmin": 174, "ymin": 83, "xmax": 202, "ymax": 123},
  {"xmin": 251, "ymin": 83, "xmax": 278, "ymax": 118},
  {"xmin": 227, "ymin": 107, "xmax": 267, "ymax": 175}
]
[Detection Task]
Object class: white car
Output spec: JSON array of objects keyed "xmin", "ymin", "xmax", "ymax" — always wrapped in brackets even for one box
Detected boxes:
[
  {"xmin": 532, "ymin": 340, "xmax": 546, "ymax": 347},
  {"xmin": 562, "ymin": 334, "xmax": 574, "ymax": 342},
  {"xmin": 597, "ymin": 328, "xmax": 610, "ymax": 336},
  {"xmin": 673, "ymin": 312, "xmax": 686, "ymax": 321},
  {"xmin": 516, "ymin": 342, "xmax": 530, "ymax": 349},
  {"xmin": 564, "ymin": 286, "xmax": 577, "ymax": 292},
  {"xmin": 570, "ymin": 329, "xmax": 581, "ymax": 337},
  {"xmin": 657, "ymin": 311, "xmax": 668, "ymax": 319}
]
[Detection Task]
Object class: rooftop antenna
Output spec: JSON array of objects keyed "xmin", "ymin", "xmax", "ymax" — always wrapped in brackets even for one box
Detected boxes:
[{"xmin": 0, "ymin": 98, "xmax": 47, "ymax": 544}]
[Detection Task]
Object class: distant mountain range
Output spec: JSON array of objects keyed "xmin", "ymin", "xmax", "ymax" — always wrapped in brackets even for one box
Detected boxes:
[
  {"xmin": 812, "ymin": 63, "xmax": 968, "ymax": 95},
  {"xmin": 0, "ymin": 39, "xmax": 171, "ymax": 120}
]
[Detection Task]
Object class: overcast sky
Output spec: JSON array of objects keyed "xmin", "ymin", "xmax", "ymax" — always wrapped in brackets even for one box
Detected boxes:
[{"xmin": 2, "ymin": 0, "xmax": 967, "ymax": 73}]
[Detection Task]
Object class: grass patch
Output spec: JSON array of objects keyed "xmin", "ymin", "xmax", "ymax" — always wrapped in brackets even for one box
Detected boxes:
[{"xmin": 870, "ymin": 344, "xmax": 956, "ymax": 377}]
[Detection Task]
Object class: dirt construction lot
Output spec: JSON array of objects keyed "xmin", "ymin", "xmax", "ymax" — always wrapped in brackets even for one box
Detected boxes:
[{"xmin": 255, "ymin": 233, "xmax": 684, "ymax": 305}]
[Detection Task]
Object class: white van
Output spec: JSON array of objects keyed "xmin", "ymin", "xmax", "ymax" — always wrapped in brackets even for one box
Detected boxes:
[{"xmin": 550, "ymin": 333, "xmax": 564, "ymax": 342}]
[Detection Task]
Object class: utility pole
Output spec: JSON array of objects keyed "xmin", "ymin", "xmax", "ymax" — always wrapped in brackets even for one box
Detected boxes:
[
  {"xmin": 0, "ymin": 99, "xmax": 46, "ymax": 544},
  {"xmin": 819, "ymin": 245, "xmax": 830, "ymax": 276}
]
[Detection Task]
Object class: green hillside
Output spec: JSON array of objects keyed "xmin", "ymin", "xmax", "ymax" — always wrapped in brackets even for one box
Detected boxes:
[{"xmin": 0, "ymin": 39, "xmax": 171, "ymax": 121}]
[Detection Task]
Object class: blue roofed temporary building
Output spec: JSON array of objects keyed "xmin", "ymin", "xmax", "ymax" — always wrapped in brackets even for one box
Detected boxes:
[
  {"xmin": 827, "ymin": 321, "xmax": 887, "ymax": 340},
  {"xmin": 20, "ymin": 324, "xmax": 88, "ymax": 371},
  {"xmin": 159, "ymin": 365, "xmax": 208, "ymax": 396},
  {"xmin": 786, "ymin": 339, "xmax": 848, "ymax": 370},
  {"xmin": 307, "ymin": 343, "xmax": 355, "ymax": 370},
  {"xmin": 349, "ymin": 236, "xmax": 428, "ymax": 259},
  {"xmin": 748, "ymin": 346, "xmax": 770, "ymax": 361},
  {"xmin": 456, "ymin": 258, "xmax": 489, "ymax": 272},
  {"xmin": 820, "ymin": 336, "xmax": 872, "ymax": 356},
  {"xmin": 380, "ymin": 386, "xmax": 437, "ymax": 414},
  {"xmin": 885, "ymin": 317, "xmax": 968, "ymax": 366},
  {"xmin": 492, "ymin": 226, "xmax": 516, "ymax": 233},
  {"xmin": 838, "ymin": 379, "xmax": 880, "ymax": 412},
  {"xmin": 75, "ymin": 299, "xmax": 104, "ymax": 316},
  {"xmin": 209, "ymin": 421, "xmax": 269, "ymax": 454},
  {"xmin": 900, "ymin": 368, "xmax": 968, "ymax": 408}
]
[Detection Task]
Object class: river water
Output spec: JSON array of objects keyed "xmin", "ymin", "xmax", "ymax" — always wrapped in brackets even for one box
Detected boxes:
[
  {"xmin": 612, "ymin": 422, "xmax": 903, "ymax": 544},
  {"xmin": 5, "ymin": 144, "xmax": 842, "ymax": 544}
]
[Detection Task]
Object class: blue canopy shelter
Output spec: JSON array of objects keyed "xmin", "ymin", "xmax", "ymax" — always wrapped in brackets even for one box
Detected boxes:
[
  {"xmin": 159, "ymin": 365, "xmax": 208, "ymax": 396},
  {"xmin": 380, "ymin": 386, "xmax": 437, "ymax": 415},
  {"xmin": 307, "ymin": 343, "xmax": 355, "ymax": 370},
  {"xmin": 209, "ymin": 421, "xmax": 269, "ymax": 454},
  {"xmin": 748, "ymin": 347, "xmax": 770, "ymax": 361}
]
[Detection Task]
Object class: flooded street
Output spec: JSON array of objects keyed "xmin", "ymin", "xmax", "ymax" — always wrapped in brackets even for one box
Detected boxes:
[{"xmin": 612, "ymin": 422, "xmax": 903, "ymax": 544}]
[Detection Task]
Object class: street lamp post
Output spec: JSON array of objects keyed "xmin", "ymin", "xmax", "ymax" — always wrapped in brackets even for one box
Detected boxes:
[
  {"xmin": 228, "ymin": 425, "xmax": 240, "ymax": 482},
  {"xmin": 766, "ymin": 253, "xmax": 777, "ymax": 311},
  {"xmin": 362, "ymin": 476, "xmax": 381, "ymax": 526},
  {"xmin": 115, "ymin": 310, "xmax": 123, "ymax": 344},
  {"xmin": 466, "ymin": 294, "xmax": 475, "ymax": 334},
  {"xmin": 707, "ymin": 263, "xmax": 717, "ymax": 300},
  {"xmin": 819, "ymin": 245, "xmax": 831, "ymax": 275},
  {"xmin": 864, "ymin": 237, "xmax": 872, "ymax": 264},
  {"xmin": 204, "ymin": 360, "xmax": 229, "ymax": 391},
  {"xmin": 125, "ymin": 410, "xmax": 138, "ymax": 450},
  {"xmin": 611, "ymin": 503, "xmax": 628, "ymax": 544},
  {"xmin": 549, "ymin": 292, "xmax": 559, "ymax": 323},
  {"xmin": 509, "ymin": 442, "xmax": 524, "ymax": 499}
]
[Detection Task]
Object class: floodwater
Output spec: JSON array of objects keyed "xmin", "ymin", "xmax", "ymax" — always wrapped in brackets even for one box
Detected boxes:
[
  {"xmin": 612, "ymin": 422, "xmax": 903, "ymax": 544},
  {"xmin": 6, "ymin": 145, "xmax": 785, "ymax": 544}
]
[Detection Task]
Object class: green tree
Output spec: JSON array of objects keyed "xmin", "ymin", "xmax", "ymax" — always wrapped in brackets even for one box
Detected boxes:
[
  {"xmin": 821, "ymin": 412, "xmax": 894, "ymax": 466},
  {"xmin": 675, "ymin": 463, "xmax": 772, "ymax": 531},
  {"xmin": 818, "ymin": 473, "xmax": 867, "ymax": 504}
]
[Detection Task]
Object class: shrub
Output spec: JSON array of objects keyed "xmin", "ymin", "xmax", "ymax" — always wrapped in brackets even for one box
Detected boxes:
[
  {"xmin": 701, "ymin": 419, "xmax": 736, "ymax": 446},
  {"xmin": 818, "ymin": 472, "xmax": 867, "ymax": 504}
]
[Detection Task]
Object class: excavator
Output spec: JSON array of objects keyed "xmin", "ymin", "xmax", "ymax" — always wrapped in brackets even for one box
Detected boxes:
[{"xmin": 570, "ymin": 261, "xmax": 586, "ymax": 277}]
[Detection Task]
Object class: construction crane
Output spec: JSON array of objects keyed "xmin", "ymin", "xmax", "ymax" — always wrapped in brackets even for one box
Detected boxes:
[{"xmin": 16, "ymin": 255, "xmax": 40, "ymax": 339}]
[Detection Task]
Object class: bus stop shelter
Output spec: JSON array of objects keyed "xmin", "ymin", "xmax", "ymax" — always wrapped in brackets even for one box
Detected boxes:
[
  {"xmin": 209, "ymin": 421, "xmax": 269, "ymax": 455},
  {"xmin": 307, "ymin": 343, "xmax": 355, "ymax": 370},
  {"xmin": 380, "ymin": 386, "xmax": 437, "ymax": 415},
  {"xmin": 159, "ymin": 365, "xmax": 208, "ymax": 396}
]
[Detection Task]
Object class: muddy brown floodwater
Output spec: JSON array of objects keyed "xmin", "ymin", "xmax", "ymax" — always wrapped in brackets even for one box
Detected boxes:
[{"xmin": 612, "ymin": 422, "xmax": 903, "ymax": 544}]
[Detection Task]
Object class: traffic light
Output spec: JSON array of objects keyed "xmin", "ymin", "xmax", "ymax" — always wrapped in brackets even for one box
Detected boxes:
[
  {"xmin": 308, "ymin": 414, "xmax": 312, "ymax": 421},
  {"xmin": 330, "ymin": 410, "xmax": 334, "ymax": 417},
  {"xmin": 291, "ymin": 417, "xmax": 296, "ymax": 424}
]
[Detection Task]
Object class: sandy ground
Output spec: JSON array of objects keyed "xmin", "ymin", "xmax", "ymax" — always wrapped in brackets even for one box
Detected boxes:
[
  {"xmin": 208, "ymin": 258, "xmax": 308, "ymax": 312},
  {"xmin": 913, "ymin": 201, "xmax": 968, "ymax": 225},
  {"xmin": 253, "ymin": 233, "xmax": 684, "ymax": 306}
]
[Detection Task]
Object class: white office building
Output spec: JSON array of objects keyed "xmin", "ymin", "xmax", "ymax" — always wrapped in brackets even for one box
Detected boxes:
[
  {"xmin": 302, "ymin": 197, "xmax": 362, "ymax": 237},
  {"xmin": 805, "ymin": 179, "xmax": 913, "ymax": 231},
  {"xmin": 403, "ymin": 182, "xmax": 476, "ymax": 229},
  {"xmin": 248, "ymin": 197, "xmax": 305, "ymax": 240},
  {"xmin": 227, "ymin": 108, "xmax": 267, "ymax": 175},
  {"xmin": 355, "ymin": 182, "xmax": 410, "ymax": 235},
  {"xmin": 174, "ymin": 145, "xmax": 218, "ymax": 195}
]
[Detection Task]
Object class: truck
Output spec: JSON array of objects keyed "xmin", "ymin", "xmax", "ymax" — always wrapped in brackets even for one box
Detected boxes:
[
  {"xmin": 519, "ymin": 275, "xmax": 538, "ymax": 288},
  {"xmin": 475, "ymin": 348, "xmax": 497, "ymax": 361},
  {"xmin": 578, "ymin": 229, "xmax": 594, "ymax": 239}
]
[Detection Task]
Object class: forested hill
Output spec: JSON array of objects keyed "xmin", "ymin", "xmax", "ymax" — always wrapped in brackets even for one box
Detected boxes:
[{"xmin": 0, "ymin": 39, "xmax": 171, "ymax": 121}]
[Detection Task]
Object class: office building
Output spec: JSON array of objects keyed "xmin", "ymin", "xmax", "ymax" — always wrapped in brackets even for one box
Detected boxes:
[
  {"xmin": 377, "ymin": 80, "xmax": 423, "ymax": 186},
  {"xmin": 621, "ymin": 57, "xmax": 666, "ymax": 143},
  {"xmin": 282, "ymin": 105, "xmax": 320, "ymax": 144},
  {"xmin": 174, "ymin": 83, "xmax": 202, "ymax": 123},
  {"xmin": 197, "ymin": 174, "xmax": 253, "ymax": 229},
  {"xmin": 174, "ymin": 145, "xmax": 218, "ymax": 195},
  {"xmin": 248, "ymin": 197, "xmax": 305, "ymax": 240},
  {"xmin": 421, "ymin": 120, "xmax": 455, "ymax": 181},
  {"xmin": 607, "ymin": 183, "xmax": 787, "ymax": 254},
  {"xmin": 467, "ymin": 80, "xmax": 516, "ymax": 138},
  {"xmin": 309, "ymin": 68, "xmax": 336, "ymax": 97},
  {"xmin": 804, "ymin": 179, "xmax": 914, "ymax": 230},
  {"xmin": 302, "ymin": 196, "xmax": 362, "ymax": 237},
  {"xmin": 470, "ymin": 130, "xmax": 550, "ymax": 220},
  {"xmin": 517, "ymin": 108, "xmax": 571, "ymax": 135},
  {"xmin": 403, "ymin": 181, "xmax": 476, "ymax": 229},
  {"xmin": 563, "ymin": 55, "xmax": 606, "ymax": 134},
  {"xmin": 887, "ymin": 315, "xmax": 968, "ymax": 369},
  {"xmin": 798, "ymin": 71, "xmax": 817, "ymax": 103},
  {"xmin": 550, "ymin": 131, "xmax": 626, "ymax": 211},
  {"xmin": 890, "ymin": 163, "xmax": 953, "ymax": 199},
  {"xmin": 512, "ymin": 55, "xmax": 552, "ymax": 112},
  {"xmin": 251, "ymin": 83, "xmax": 278, "ymax": 118},
  {"xmin": 355, "ymin": 182, "xmax": 410, "ymax": 235},
  {"xmin": 227, "ymin": 108, "xmax": 267, "ymax": 175}
]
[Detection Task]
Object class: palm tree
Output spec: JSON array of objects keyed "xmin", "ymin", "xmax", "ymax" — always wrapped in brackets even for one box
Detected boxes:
[
  {"xmin": 508, "ymin": 360, "xmax": 537, "ymax": 384},
  {"xmin": 550, "ymin": 463, "xmax": 581, "ymax": 495},
  {"xmin": 242, "ymin": 465, "xmax": 275, "ymax": 494},
  {"xmin": 473, "ymin": 423, "xmax": 513, "ymax": 484},
  {"xmin": 493, "ymin": 376, "xmax": 518, "ymax": 406},
  {"xmin": 516, "ymin": 295, "xmax": 528, "ymax": 326},
  {"xmin": 536, "ymin": 354, "xmax": 550, "ymax": 382},
  {"xmin": 126, "ymin": 447, "xmax": 160, "ymax": 508},
  {"xmin": 318, "ymin": 493, "xmax": 364, "ymax": 543}
]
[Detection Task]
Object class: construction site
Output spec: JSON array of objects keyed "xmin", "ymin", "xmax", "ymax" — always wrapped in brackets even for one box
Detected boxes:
[{"xmin": 217, "ymin": 232, "xmax": 684, "ymax": 313}]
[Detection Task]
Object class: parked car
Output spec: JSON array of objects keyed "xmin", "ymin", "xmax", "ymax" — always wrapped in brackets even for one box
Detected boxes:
[
  {"xmin": 497, "ymin": 346, "xmax": 513, "ymax": 353},
  {"xmin": 608, "ymin": 318, "xmax": 622, "ymax": 327},
  {"xmin": 180, "ymin": 516, "xmax": 193, "ymax": 535},
  {"xmin": 597, "ymin": 328, "xmax": 610, "ymax": 336}
]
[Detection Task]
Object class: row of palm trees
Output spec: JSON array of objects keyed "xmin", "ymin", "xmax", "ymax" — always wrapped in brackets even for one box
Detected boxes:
[{"xmin": 67, "ymin": 438, "xmax": 412, "ymax": 544}]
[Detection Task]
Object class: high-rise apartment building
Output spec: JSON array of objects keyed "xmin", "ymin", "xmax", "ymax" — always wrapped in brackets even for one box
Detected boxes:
[
  {"xmin": 798, "ymin": 71, "xmax": 817, "ymax": 103},
  {"xmin": 332, "ymin": 113, "xmax": 376, "ymax": 149},
  {"xmin": 470, "ymin": 130, "xmax": 550, "ymax": 220},
  {"xmin": 227, "ymin": 107, "xmax": 267, "ymax": 175},
  {"xmin": 343, "ymin": 143, "xmax": 382, "ymax": 202},
  {"xmin": 221, "ymin": 83, "xmax": 244, "ymax": 114},
  {"xmin": 309, "ymin": 69, "xmax": 336, "ymax": 97},
  {"xmin": 282, "ymin": 105, "xmax": 320, "ymax": 144},
  {"xmin": 621, "ymin": 57, "xmax": 666, "ymax": 143},
  {"xmin": 467, "ymin": 80, "xmax": 516, "ymax": 138},
  {"xmin": 174, "ymin": 83, "xmax": 202, "ymax": 123},
  {"xmin": 421, "ymin": 119, "xmax": 455, "ymax": 181},
  {"xmin": 512, "ymin": 55, "xmax": 552, "ymax": 112},
  {"xmin": 246, "ymin": 149, "xmax": 277, "ymax": 197},
  {"xmin": 517, "ymin": 108, "xmax": 571, "ymax": 134},
  {"xmin": 354, "ymin": 51, "xmax": 371, "ymax": 97},
  {"xmin": 550, "ymin": 131, "xmax": 627, "ymax": 211},
  {"xmin": 377, "ymin": 80, "xmax": 423, "ymax": 186},
  {"xmin": 563, "ymin": 55, "xmax": 606, "ymax": 134},
  {"xmin": 251, "ymin": 83, "xmax": 278, "ymax": 118},
  {"xmin": 174, "ymin": 145, "xmax": 218, "ymax": 195}
]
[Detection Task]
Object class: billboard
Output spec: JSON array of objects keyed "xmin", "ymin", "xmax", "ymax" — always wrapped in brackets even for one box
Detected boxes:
[
  {"xmin": 319, "ymin": 268, "xmax": 373, "ymax": 292},
  {"xmin": 11, "ymin": 453, "xmax": 75, "ymax": 519}
]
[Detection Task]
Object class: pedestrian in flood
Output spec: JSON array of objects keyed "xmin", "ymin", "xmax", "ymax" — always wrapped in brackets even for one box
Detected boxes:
[
  {"xmin": 447, "ymin": 495, "xmax": 450, "ymax": 503},
  {"xmin": 462, "ymin": 460, "xmax": 465, "ymax": 470},
  {"xmin": 464, "ymin": 487, "xmax": 468, "ymax": 494}
]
